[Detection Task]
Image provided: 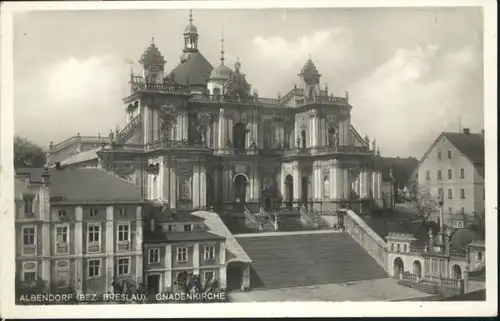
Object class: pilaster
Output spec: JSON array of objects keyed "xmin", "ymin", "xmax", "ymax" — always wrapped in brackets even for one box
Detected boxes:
[
  {"xmin": 135, "ymin": 206, "xmax": 143, "ymax": 282},
  {"xmin": 333, "ymin": 160, "xmax": 341, "ymax": 200},
  {"xmin": 105, "ymin": 206, "xmax": 114, "ymax": 290},
  {"xmin": 169, "ymin": 159, "xmax": 177, "ymax": 209},
  {"xmin": 74, "ymin": 207, "xmax": 83, "ymax": 294},
  {"xmin": 343, "ymin": 168, "xmax": 349, "ymax": 199},
  {"xmin": 192, "ymin": 163, "xmax": 200, "ymax": 208},
  {"xmin": 193, "ymin": 244, "xmax": 200, "ymax": 275},
  {"xmin": 200, "ymin": 164, "xmax": 207, "ymax": 208},
  {"xmin": 292, "ymin": 162, "xmax": 300, "ymax": 201},
  {"xmin": 164, "ymin": 245, "xmax": 172, "ymax": 289}
]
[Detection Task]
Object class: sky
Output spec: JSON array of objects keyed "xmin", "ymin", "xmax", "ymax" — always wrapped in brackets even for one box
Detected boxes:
[{"xmin": 13, "ymin": 7, "xmax": 484, "ymax": 158}]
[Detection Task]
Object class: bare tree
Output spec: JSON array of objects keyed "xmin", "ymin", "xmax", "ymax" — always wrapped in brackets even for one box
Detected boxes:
[{"xmin": 404, "ymin": 185, "xmax": 441, "ymax": 228}]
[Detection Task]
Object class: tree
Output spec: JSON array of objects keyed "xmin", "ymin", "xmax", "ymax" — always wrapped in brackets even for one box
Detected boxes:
[
  {"xmin": 14, "ymin": 136, "xmax": 46, "ymax": 168},
  {"xmin": 397, "ymin": 185, "xmax": 441, "ymax": 234}
]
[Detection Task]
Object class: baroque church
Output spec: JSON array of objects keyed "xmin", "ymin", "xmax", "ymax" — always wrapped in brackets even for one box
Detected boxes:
[{"xmin": 48, "ymin": 10, "xmax": 384, "ymax": 216}]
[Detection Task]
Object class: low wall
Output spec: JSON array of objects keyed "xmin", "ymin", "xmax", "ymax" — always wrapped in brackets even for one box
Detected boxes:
[{"xmin": 343, "ymin": 209, "xmax": 388, "ymax": 272}]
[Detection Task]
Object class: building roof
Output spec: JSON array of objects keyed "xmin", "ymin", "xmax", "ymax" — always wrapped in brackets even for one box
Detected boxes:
[
  {"xmin": 418, "ymin": 131, "xmax": 485, "ymax": 171},
  {"xmin": 144, "ymin": 231, "xmax": 224, "ymax": 244},
  {"xmin": 379, "ymin": 157, "xmax": 419, "ymax": 187},
  {"xmin": 16, "ymin": 167, "xmax": 143, "ymax": 204},
  {"xmin": 169, "ymin": 52, "xmax": 213, "ymax": 86},
  {"xmin": 209, "ymin": 63, "xmax": 233, "ymax": 81},
  {"xmin": 191, "ymin": 211, "xmax": 252, "ymax": 264},
  {"xmin": 443, "ymin": 132, "xmax": 485, "ymax": 164}
]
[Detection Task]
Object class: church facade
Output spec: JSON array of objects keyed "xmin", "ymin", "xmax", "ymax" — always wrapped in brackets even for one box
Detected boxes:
[{"xmin": 48, "ymin": 11, "xmax": 383, "ymax": 216}]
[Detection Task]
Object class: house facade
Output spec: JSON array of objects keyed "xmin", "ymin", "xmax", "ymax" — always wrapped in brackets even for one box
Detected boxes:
[
  {"xmin": 416, "ymin": 129, "xmax": 485, "ymax": 225},
  {"xmin": 15, "ymin": 167, "xmax": 144, "ymax": 296}
]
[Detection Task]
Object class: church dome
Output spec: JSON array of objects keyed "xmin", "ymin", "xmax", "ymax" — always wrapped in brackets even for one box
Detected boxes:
[{"xmin": 209, "ymin": 63, "xmax": 233, "ymax": 81}]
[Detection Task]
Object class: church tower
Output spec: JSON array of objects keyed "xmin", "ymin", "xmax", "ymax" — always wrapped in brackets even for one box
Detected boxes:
[
  {"xmin": 180, "ymin": 10, "xmax": 199, "ymax": 63},
  {"xmin": 139, "ymin": 37, "xmax": 166, "ymax": 84},
  {"xmin": 299, "ymin": 56, "xmax": 321, "ymax": 98}
]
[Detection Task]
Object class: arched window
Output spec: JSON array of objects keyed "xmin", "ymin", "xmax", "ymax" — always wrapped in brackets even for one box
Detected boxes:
[
  {"xmin": 396, "ymin": 244, "xmax": 400, "ymax": 252},
  {"xmin": 301, "ymin": 130, "xmax": 307, "ymax": 149},
  {"xmin": 323, "ymin": 176, "xmax": 330, "ymax": 198},
  {"xmin": 391, "ymin": 243, "xmax": 394, "ymax": 252}
]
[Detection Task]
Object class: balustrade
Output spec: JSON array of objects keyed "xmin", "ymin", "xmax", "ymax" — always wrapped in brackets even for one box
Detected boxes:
[{"xmin": 146, "ymin": 139, "xmax": 209, "ymax": 151}]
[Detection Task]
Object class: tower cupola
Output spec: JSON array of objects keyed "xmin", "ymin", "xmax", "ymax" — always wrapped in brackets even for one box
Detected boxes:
[
  {"xmin": 299, "ymin": 55, "xmax": 321, "ymax": 98},
  {"xmin": 181, "ymin": 10, "xmax": 199, "ymax": 62},
  {"xmin": 139, "ymin": 37, "xmax": 166, "ymax": 83}
]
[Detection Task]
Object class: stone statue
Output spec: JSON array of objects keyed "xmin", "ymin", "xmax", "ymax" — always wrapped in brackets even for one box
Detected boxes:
[
  {"xmin": 372, "ymin": 139, "xmax": 377, "ymax": 153},
  {"xmin": 225, "ymin": 136, "xmax": 232, "ymax": 148},
  {"xmin": 250, "ymin": 139, "xmax": 257, "ymax": 149},
  {"xmin": 334, "ymin": 131, "xmax": 339, "ymax": 148},
  {"xmin": 109, "ymin": 130, "xmax": 115, "ymax": 142},
  {"xmin": 296, "ymin": 135, "xmax": 301, "ymax": 148}
]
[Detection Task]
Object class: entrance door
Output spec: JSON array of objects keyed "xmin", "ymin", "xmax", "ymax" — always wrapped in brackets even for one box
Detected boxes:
[
  {"xmin": 147, "ymin": 274, "xmax": 160, "ymax": 294},
  {"xmin": 234, "ymin": 174, "xmax": 248, "ymax": 209},
  {"xmin": 301, "ymin": 176, "xmax": 309, "ymax": 206},
  {"xmin": 285, "ymin": 175, "xmax": 294, "ymax": 209}
]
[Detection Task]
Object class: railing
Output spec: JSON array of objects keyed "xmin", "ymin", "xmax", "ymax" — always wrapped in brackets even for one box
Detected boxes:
[
  {"xmin": 312, "ymin": 145, "xmax": 370, "ymax": 154},
  {"xmin": 117, "ymin": 114, "xmax": 142, "ymax": 144},
  {"xmin": 350, "ymin": 125, "xmax": 369, "ymax": 148},
  {"xmin": 50, "ymin": 135, "xmax": 111, "ymax": 151},
  {"xmin": 190, "ymin": 93, "xmax": 281, "ymax": 106},
  {"xmin": 243, "ymin": 206, "xmax": 259, "ymax": 228},
  {"xmin": 130, "ymin": 80, "xmax": 186, "ymax": 94},
  {"xmin": 450, "ymin": 249, "xmax": 467, "ymax": 259},
  {"xmin": 146, "ymin": 139, "xmax": 209, "ymax": 150},
  {"xmin": 260, "ymin": 207, "xmax": 277, "ymax": 231},
  {"xmin": 401, "ymin": 271, "xmax": 419, "ymax": 282},
  {"xmin": 342, "ymin": 209, "xmax": 389, "ymax": 272},
  {"xmin": 410, "ymin": 246, "xmax": 426, "ymax": 253},
  {"xmin": 302, "ymin": 95, "xmax": 348, "ymax": 105},
  {"xmin": 299, "ymin": 205, "xmax": 317, "ymax": 228},
  {"xmin": 282, "ymin": 148, "xmax": 311, "ymax": 157}
]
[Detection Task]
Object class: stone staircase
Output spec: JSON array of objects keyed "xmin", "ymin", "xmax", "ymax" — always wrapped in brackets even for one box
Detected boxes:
[
  {"xmin": 236, "ymin": 232, "xmax": 388, "ymax": 290},
  {"xmin": 117, "ymin": 114, "xmax": 141, "ymax": 144}
]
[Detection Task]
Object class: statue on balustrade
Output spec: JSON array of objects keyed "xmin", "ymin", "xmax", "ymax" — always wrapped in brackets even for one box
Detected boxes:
[{"xmin": 223, "ymin": 60, "xmax": 251, "ymax": 100}]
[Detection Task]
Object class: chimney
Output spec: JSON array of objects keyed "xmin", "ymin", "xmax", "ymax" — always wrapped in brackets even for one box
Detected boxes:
[
  {"xmin": 55, "ymin": 162, "xmax": 62, "ymax": 170},
  {"xmin": 463, "ymin": 128, "xmax": 470, "ymax": 135}
]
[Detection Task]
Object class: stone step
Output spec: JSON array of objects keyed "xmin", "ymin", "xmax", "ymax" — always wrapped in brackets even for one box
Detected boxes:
[{"xmin": 238, "ymin": 232, "xmax": 388, "ymax": 290}]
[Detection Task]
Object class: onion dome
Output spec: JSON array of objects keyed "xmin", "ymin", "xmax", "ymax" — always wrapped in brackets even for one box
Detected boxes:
[{"xmin": 209, "ymin": 30, "xmax": 233, "ymax": 81}]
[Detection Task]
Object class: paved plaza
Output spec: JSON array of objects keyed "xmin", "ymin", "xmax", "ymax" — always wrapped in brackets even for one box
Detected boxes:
[{"xmin": 229, "ymin": 278, "xmax": 429, "ymax": 302}]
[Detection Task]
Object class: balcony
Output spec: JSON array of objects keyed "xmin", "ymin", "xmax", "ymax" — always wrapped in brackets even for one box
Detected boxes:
[
  {"xmin": 130, "ymin": 79, "xmax": 186, "ymax": 94},
  {"xmin": 213, "ymin": 148, "xmax": 260, "ymax": 156},
  {"xmin": 145, "ymin": 139, "xmax": 210, "ymax": 151}
]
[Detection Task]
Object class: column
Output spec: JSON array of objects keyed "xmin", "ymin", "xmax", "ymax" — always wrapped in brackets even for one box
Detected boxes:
[
  {"xmin": 372, "ymin": 171, "xmax": 378, "ymax": 199},
  {"xmin": 333, "ymin": 160, "xmax": 340, "ymax": 200},
  {"xmin": 169, "ymin": 159, "xmax": 177, "ymax": 209},
  {"xmin": 252, "ymin": 117, "xmax": 258, "ymax": 147},
  {"xmin": 164, "ymin": 245, "xmax": 172, "ymax": 289},
  {"xmin": 193, "ymin": 244, "xmax": 200, "ymax": 275},
  {"xmin": 214, "ymin": 167, "xmax": 220, "ymax": 202},
  {"xmin": 162, "ymin": 157, "xmax": 170, "ymax": 203},
  {"xmin": 343, "ymin": 168, "xmax": 349, "ymax": 199},
  {"xmin": 366, "ymin": 169, "xmax": 372, "ymax": 198},
  {"xmin": 135, "ymin": 206, "xmax": 143, "ymax": 283},
  {"xmin": 41, "ymin": 195, "xmax": 50, "ymax": 284},
  {"xmin": 192, "ymin": 164, "xmax": 200, "ymax": 208},
  {"xmin": 377, "ymin": 171, "xmax": 381, "ymax": 199},
  {"xmin": 329, "ymin": 162, "xmax": 335, "ymax": 199},
  {"xmin": 355, "ymin": 176, "xmax": 360, "ymax": 197},
  {"xmin": 219, "ymin": 242, "xmax": 227, "ymax": 289},
  {"xmin": 313, "ymin": 164, "xmax": 321, "ymax": 200},
  {"xmin": 227, "ymin": 117, "xmax": 233, "ymax": 146},
  {"xmin": 292, "ymin": 162, "xmax": 300, "ymax": 202},
  {"xmin": 309, "ymin": 115, "xmax": 314, "ymax": 147},
  {"xmin": 200, "ymin": 164, "xmax": 207, "ymax": 208},
  {"xmin": 280, "ymin": 166, "xmax": 286, "ymax": 202},
  {"xmin": 105, "ymin": 206, "xmax": 114, "ymax": 291},
  {"xmin": 359, "ymin": 169, "xmax": 365, "ymax": 198},
  {"xmin": 149, "ymin": 108, "xmax": 154, "ymax": 144},
  {"xmin": 74, "ymin": 206, "xmax": 83, "ymax": 295},
  {"xmin": 143, "ymin": 107, "xmax": 150, "ymax": 144},
  {"xmin": 218, "ymin": 109, "xmax": 224, "ymax": 149}
]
